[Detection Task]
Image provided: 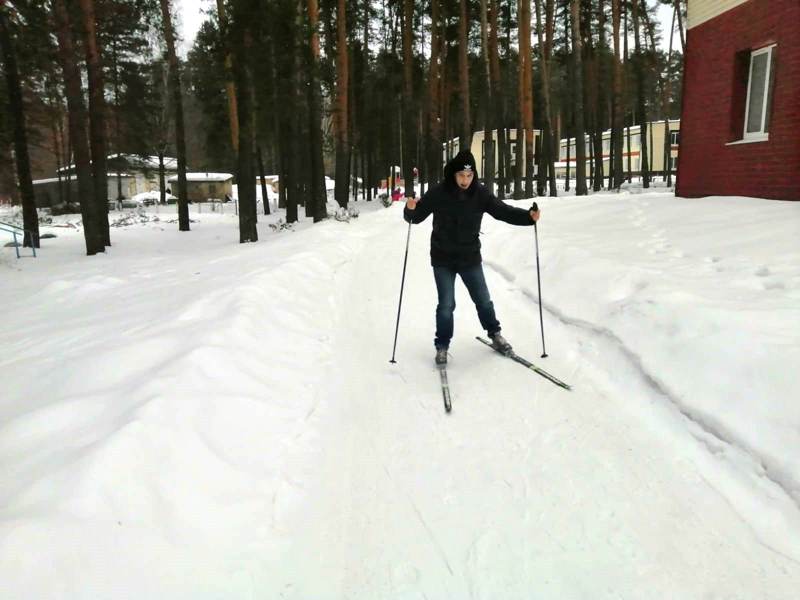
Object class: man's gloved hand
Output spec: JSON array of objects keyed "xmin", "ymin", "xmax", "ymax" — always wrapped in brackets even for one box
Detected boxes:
[{"xmin": 529, "ymin": 201, "xmax": 540, "ymax": 223}]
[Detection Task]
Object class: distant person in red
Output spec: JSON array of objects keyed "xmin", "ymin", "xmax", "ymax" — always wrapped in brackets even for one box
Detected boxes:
[{"xmin": 391, "ymin": 187, "xmax": 403, "ymax": 202}]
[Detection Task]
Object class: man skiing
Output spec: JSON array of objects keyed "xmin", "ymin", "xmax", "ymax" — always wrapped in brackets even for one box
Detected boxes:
[{"xmin": 404, "ymin": 149, "xmax": 540, "ymax": 366}]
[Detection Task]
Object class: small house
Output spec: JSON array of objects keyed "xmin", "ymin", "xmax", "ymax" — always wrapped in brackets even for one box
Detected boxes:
[{"xmin": 167, "ymin": 173, "xmax": 233, "ymax": 202}]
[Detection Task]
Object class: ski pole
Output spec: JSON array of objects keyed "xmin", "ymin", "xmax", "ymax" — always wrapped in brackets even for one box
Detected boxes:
[
  {"xmin": 532, "ymin": 202, "xmax": 548, "ymax": 358},
  {"xmin": 390, "ymin": 220, "xmax": 413, "ymax": 363}
]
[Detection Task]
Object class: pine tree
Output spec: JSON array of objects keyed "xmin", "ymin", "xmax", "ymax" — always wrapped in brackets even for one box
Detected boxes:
[
  {"xmin": 78, "ymin": 0, "xmax": 110, "ymax": 246},
  {"xmin": 0, "ymin": 3, "xmax": 38, "ymax": 247},
  {"xmin": 159, "ymin": 0, "xmax": 190, "ymax": 231},
  {"xmin": 53, "ymin": 0, "xmax": 103, "ymax": 254},
  {"xmin": 333, "ymin": 0, "xmax": 350, "ymax": 209}
]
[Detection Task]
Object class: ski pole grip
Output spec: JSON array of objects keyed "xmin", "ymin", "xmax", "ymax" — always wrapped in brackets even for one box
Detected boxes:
[{"xmin": 530, "ymin": 202, "xmax": 539, "ymax": 212}]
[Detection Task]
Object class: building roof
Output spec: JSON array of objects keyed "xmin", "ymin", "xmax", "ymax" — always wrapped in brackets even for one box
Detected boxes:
[
  {"xmin": 33, "ymin": 173, "xmax": 135, "ymax": 185},
  {"xmin": 57, "ymin": 154, "xmax": 180, "ymax": 173},
  {"xmin": 167, "ymin": 173, "xmax": 233, "ymax": 183},
  {"xmin": 108, "ymin": 154, "xmax": 179, "ymax": 170}
]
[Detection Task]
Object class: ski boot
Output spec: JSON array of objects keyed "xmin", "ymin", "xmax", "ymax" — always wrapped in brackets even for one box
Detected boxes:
[{"xmin": 489, "ymin": 332, "xmax": 512, "ymax": 354}]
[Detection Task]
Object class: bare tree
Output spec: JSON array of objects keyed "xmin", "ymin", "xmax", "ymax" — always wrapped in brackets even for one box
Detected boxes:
[{"xmin": 611, "ymin": 0, "xmax": 624, "ymax": 189}]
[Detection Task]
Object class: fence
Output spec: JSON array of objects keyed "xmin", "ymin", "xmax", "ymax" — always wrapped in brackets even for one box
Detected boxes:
[{"xmin": 0, "ymin": 221, "xmax": 37, "ymax": 258}]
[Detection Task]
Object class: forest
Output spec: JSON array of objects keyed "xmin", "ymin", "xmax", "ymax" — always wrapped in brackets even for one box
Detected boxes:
[{"xmin": 0, "ymin": 0, "xmax": 685, "ymax": 254}]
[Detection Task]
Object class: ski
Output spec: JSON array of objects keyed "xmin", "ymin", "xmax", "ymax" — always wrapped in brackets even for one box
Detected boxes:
[
  {"xmin": 476, "ymin": 336, "xmax": 572, "ymax": 391},
  {"xmin": 438, "ymin": 365, "xmax": 452, "ymax": 412}
]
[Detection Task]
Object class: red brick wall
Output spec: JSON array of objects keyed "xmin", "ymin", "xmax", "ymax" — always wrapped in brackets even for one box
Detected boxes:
[{"xmin": 676, "ymin": 0, "xmax": 800, "ymax": 201}]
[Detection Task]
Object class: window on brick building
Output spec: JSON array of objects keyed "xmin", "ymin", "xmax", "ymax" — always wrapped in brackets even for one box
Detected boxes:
[
  {"xmin": 670, "ymin": 131, "xmax": 680, "ymax": 146},
  {"xmin": 743, "ymin": 45, "xmax": 776, "ymax": 140}
]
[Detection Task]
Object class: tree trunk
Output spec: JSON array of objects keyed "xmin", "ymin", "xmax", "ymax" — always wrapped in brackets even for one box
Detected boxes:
[
  {"xmin": 675, "ymin": 0, "xmax": 685, "ymax": 51},
  {"xmin": 216, "ymin": 0, "xmax": 239, "ymax": 153},
  {"xmin": 402, "ymin": 0, "xmax": 415, "ymax": 198},
  {"xmin": 519, "ymin": 0, "xmax": 534, "ymax": 198},
  {"xmin": 632, "ymin": 0, "xmax": 649, "ymax": 188},
  {"xmin": 78, "ymin": 0, "xmax": 110, "ymax": 246},
  {"xmin": 427, "ymin": 0, "xmax": 442, "ymax": 186},
  {"xmin": 570, "ymin": 0, "xmax": 587, "ymax": 195},
  {"xmin": 479, "ymin": 0, "xmax": 494, "ymax": 194},
  {"xmin": 158, "ymin": 150, "xmax": 166, "ymax": 204},
  {"xmin": 489, "ymin": 0, "xmax": 506, "ymax": 198},
  {"xmin": 611, "ymin": 0, "xmax": 624, "ymax": 189},
  {"xmin": 232, "ymin": 11, "xmax": 257, "ymax": 243},
  {"xmin": 458, "ymin": 0, "xmax": 471, "ymax": 151},
  {"xmin": 663, "ymin": 4, "xmax": 677, "ymax": 186},
  {"xmin": 307, "ymin": 0, "xmax": 327, "ymax": 220},
  {"xmin": 593, "ymin": 0, "xmax": 608, "ymax": 191},
  {"xmin": 624, "ymin": 4, "xmax": 632, "ymax": 183},
  {"xmin": 159, "ymin": 0, "xmax": 190, "ymax": 230},
  {"xmin": 0, "ymin": 8, "xmax": 39, "ymax": 248},
  {"xmin": 534, "ymin": 0, "xmax": 557, "ymax": 197},
  {"xmin": 53, "ymin": 0, "xmax": 102, "ymax": 255},
  {"xmin": 256, "ymin": 146, "xmax": 271, "ymax": 215},
  {"xmin": 111, "ymin": 42, "xmax": 124, "ymax": 205},
  {"xmin": 334, "ymin": 0, "xmax": 350, "ymax": 209}
]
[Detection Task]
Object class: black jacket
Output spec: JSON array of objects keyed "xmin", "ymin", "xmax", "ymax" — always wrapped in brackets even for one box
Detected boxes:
[{"xmin": 404, "ymin": 151, "xmax": 534, "ymax": 268}]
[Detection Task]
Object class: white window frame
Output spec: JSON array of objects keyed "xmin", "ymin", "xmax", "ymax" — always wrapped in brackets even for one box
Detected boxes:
[
  {"xmin": 742, "ymin": 44, "xmax": 776, "ymax": 141},
  {"xmin": 670, "ymin": 131, "xmax": 680, "ymax": 145}
]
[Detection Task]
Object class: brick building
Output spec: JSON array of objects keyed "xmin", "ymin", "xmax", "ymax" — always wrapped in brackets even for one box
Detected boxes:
[{"xmin": 676, "ymin": 0, "xmax": 799, "ymax": 201}]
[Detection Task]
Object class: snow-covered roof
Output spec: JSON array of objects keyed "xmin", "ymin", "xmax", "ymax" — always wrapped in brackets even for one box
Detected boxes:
[
  {"xmin": 107, "ymin": 153, "xmax": 179, "ymax": 170},
  {"xmin": 58, "ymin": 154, "xmax": 180, "ymax": 173},
  {"xmin": 34, "ymin": 173, "xmax": 135, "ymax": 185},
  {"xmin": 167, "ymin": 172, "xmax": 233, "ymax": 183}
]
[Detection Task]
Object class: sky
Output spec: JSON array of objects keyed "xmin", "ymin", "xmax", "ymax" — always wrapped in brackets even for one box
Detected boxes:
[
  {"xmin": 175, "ymin": 0, "xmax": 215, "ymax": 57},
  {"xmin": 1, "ymin": 185, "xmax": 799, "ymax": 597}
]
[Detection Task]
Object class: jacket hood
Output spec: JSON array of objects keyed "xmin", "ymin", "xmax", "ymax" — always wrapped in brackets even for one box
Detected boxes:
[{"xmin": 444, "ymin": 150, "xmax": 479, "ymax": 189}]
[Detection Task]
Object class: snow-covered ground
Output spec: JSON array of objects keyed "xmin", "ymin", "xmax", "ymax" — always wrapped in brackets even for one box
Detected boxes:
[{"xmin": 1, "ymin": 190, "xmax": 799, "ymax": 599}]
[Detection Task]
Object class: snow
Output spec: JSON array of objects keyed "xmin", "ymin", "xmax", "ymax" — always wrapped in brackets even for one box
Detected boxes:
[{"xmin": 1, "ymin": 190, "xmax": 799, "ymax": 598}]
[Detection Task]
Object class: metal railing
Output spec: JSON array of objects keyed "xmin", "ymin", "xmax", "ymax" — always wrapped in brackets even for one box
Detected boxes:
[{"xmin": 0, "ymin": 221, "xmax": 37, "ymax": 258}]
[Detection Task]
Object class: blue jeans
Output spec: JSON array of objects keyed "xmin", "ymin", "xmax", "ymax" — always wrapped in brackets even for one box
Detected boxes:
[{"xmin": 433, "ymin": 264, "xmax": 501, "ymax": 349}]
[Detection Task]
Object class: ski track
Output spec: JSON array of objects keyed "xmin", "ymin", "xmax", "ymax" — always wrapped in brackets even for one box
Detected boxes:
[
  {"xmin": 5, "ymin": 203, "xmax": 800, "ymax": 598},
  {"xmin": 297, "ymin": 206, "xmax": 800, "ymax": 598},
  {"xmin": 484, "ymin": 252, "xmax": 800, "ymax": 514}
]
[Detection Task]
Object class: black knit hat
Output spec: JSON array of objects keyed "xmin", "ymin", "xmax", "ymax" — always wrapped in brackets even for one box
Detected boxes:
[{"xmin": 444, "ymin": 150, "xmax": 479, "ymax": 185}]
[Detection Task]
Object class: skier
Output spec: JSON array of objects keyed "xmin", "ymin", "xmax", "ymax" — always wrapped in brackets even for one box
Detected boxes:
[{"xmin": 404, "ymin": 149, "xmax": 540, "ymax": 366}]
